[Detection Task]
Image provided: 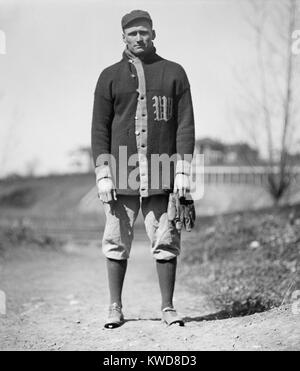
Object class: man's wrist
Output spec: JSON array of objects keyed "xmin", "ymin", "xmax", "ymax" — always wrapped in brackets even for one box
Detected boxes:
[
  {"xmin": 175, "ymin": 159, "xmax": 191, "ymax": 177},
  {"xmin": 175, "ymin": 172, "xmax": 189, "ymax": 176},
  {"xmin": 97, "ymin": 176, "xmax": 112, "ymax": 182},
  {"xmin": 95, "ymin": 164, "xmax": 112, "ymax": 182}
]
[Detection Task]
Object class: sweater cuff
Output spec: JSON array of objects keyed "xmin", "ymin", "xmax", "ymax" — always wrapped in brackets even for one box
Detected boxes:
[
  {"xmin": 175, "ymin": 160, "xmax": 191, "ymax": 176},
  {"xmin": 95, "ymin": 165, "xmax": 112, "ymax": 182}
]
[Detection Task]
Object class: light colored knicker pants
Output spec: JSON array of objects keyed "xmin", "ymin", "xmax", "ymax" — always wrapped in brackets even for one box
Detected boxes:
[{"xmin": 101, "ymin": 195, "xmax": 181, "ymax": 261}]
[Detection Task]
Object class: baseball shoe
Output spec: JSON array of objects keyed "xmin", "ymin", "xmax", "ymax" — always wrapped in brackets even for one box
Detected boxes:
[
  {"xmin": 104, "ymin": 303, "xmax": 124, "ymax": 329},
  {"xmin": 162, "ymin": 307, "xmax": 184, "ymax": 326}
]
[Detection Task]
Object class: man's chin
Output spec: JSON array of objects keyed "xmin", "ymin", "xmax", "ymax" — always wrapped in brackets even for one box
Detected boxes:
[{"xmin": 134, "ymin": 48, "xmax": 146, "ymax": 55}]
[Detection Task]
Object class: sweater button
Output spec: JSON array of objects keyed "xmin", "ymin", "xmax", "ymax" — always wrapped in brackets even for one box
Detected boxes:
[{"xmin": 135, "ymin": 131, "xmax": 140, "ymax": 136}]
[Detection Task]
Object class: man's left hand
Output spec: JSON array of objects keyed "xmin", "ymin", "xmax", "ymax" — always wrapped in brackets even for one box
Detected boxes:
[
  {"xmin": 173, "ymin": 173, "xmax": 190, "ymax": 198},
  {"xmin": 167, "ymin": 192, "xmax": 196, "ymax": 232}
]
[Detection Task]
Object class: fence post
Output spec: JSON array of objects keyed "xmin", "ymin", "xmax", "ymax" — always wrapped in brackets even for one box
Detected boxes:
[
  {"xmin": 0, "ymin": 290, "xmax": 6, "ymax": 315},
  {"xmin": 0, "ymin": 30, "xmax": 6, "ymax": 55}
]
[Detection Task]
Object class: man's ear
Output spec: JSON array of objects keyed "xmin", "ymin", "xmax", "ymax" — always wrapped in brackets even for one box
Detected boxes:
[
  {"xmin": 152, "ymin": 29, "xmax": 156, "ymax": 40},
  {"xmin": 122, "ymin": 32, "xmax": 127, "ymax": 44}
]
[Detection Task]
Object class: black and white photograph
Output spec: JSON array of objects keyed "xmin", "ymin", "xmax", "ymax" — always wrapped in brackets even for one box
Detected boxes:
[{"xmin": 0, "ymin": 0, "xmax": 300, "ymax": 353}]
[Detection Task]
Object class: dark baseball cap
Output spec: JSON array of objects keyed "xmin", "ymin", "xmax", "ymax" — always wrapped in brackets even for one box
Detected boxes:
[{"xmin": 121, "ymin": 10, "xmax": 153, "ymax": 30}]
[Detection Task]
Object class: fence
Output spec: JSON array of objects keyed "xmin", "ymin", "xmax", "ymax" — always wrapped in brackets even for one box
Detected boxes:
[{"xmin": 194, "ymin": 166, "xmax": 300, "ymax": 185}]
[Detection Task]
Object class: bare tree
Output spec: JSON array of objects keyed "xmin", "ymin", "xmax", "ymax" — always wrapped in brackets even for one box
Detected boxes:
[{"xmin": 237, "ymin": 0, "xmax": 300, "ymax": 203}]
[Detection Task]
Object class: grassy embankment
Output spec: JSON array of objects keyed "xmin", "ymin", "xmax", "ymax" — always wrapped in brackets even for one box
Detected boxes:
[{"xmin": 181, "ymin": 203, "xmax": 300, "ymax": 316}]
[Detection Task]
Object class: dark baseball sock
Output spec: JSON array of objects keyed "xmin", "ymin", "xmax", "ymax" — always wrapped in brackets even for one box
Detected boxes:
[
  {"xmin": 106, "ymin": 258, "xmax": 127, "ymax": 307},
  {"xmin": 156, "ymin": 257, "xmax": 177, "ymax": 311}
]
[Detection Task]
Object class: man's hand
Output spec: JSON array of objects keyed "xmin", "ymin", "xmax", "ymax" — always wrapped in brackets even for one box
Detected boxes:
[
  {"xmin": 167, "ymin": 192, "xmax": 196, "ymax": 232},
  {"xmin": 173, "ymin": 173, "xmax": 190, "ymax": 198},
  {"xmin": 179, "ymin": 196, "xmax": 196, "ymax": 232},
  {"xmin": 97, "ymin": 177, "xmax": 117, "ymax": 202}
]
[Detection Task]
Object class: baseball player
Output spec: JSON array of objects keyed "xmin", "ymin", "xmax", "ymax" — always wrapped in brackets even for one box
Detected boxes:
[{"xmin": 91, "ymin": 10, "xmax": 195, "ymax": 328}]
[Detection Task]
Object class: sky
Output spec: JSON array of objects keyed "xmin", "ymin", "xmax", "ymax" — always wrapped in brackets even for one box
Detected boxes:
[{"xmin": 0, "ymin": 0, "xmax": 299, "ymax": 176}]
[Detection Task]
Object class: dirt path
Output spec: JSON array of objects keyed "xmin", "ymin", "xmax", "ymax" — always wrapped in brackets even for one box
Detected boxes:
[{"xmin": 0, "ymin": 232, "xmax": 299, "ymax": 351}]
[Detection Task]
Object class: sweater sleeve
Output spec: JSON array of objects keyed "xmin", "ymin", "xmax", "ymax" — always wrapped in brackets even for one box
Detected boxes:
[
  {"xmin": 175, "ymin": 66, "xmax": 195, "ymax": 175},
  {"xmin": 91, "ymin": 69, "xmax": 114, "ymax": 169}
]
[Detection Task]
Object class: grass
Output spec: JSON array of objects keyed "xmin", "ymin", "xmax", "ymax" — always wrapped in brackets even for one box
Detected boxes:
[
  {"xmin": 181, "ymin": 203, "xmax": 300, "ymax": 316},
  {"xmin": 0, "ymin": 224, "xmax": 65, "ymax": 256},
  {"xmin": 0, "ymin": 173, "xmax": 96, "ymax": 216}
]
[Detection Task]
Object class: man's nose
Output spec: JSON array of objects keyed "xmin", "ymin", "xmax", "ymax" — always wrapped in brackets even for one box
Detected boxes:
[{"xmin": 136, "ymin": 32, "xmax": 142, "ymax": 42}]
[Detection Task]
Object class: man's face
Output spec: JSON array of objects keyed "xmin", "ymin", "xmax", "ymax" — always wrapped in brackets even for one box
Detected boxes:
[{"xmin": 123, "ymin": 19, "xmax": 155, "ymax": 55}]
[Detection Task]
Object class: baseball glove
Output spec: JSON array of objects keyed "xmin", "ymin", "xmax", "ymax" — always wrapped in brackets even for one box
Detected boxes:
[{"xmin": 167, "ymin": 193, "xmax": 196, "ymax": 232}]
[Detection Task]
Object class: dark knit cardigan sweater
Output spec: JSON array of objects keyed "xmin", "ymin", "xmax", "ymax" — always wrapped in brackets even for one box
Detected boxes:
[{"xmin": 91, "ymin": 47, "xmax": 195, "ymax": 196}]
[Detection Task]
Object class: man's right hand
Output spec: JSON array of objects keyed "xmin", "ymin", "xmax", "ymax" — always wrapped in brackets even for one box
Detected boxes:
[{"xmin": 97, "ymin": 177, "xmax": 117, "ymax": 202}]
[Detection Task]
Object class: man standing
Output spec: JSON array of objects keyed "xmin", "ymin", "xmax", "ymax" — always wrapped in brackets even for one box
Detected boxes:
[{"xmin": 91, "ymin": 10, "xmax": 195, "ymax": 328}]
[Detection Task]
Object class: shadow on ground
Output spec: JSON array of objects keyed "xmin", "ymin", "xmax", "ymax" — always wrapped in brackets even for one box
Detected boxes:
[{"xmin": 183, "ymin": 298, "xmax": 274, "ymax": 322}]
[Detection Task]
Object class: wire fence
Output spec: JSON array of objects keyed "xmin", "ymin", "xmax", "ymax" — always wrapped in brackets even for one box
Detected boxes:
[{"xmin": 194, "ymin": 166, "xmax": 300, "ymax": 185}]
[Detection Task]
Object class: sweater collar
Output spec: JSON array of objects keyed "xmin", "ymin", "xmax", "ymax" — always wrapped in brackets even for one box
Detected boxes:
[{"xmin": 122, "ymin": 44, "xmax": 158, "ymax": 64}]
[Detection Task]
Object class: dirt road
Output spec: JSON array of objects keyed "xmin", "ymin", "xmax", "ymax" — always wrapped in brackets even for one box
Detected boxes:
[{"xmin": 0, "ymin": 232, "xmax": 299, "ymax": 351}]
